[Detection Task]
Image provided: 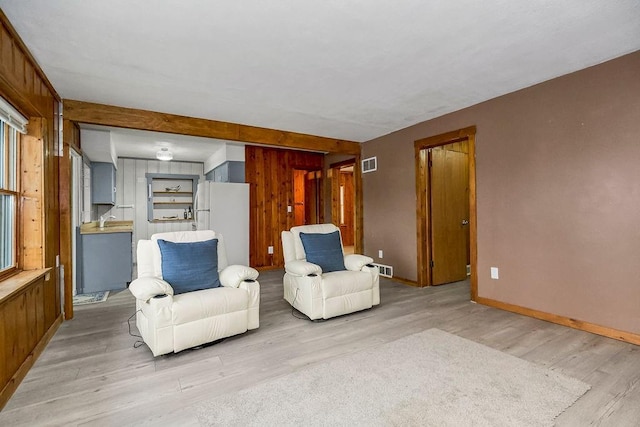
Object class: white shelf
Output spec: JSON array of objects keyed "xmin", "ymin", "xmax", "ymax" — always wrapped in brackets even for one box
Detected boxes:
[{"xmin": 146, "ymin": 173, "xmax": 199, "ymax": 222}]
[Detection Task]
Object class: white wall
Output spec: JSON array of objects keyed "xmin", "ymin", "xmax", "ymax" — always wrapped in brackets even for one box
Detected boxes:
[
  {"xmin": 204, "ymin": 143, "xmax": 245, "ymax": 174},
  {"xmin": 80, "ymin": 129, "xmax": 116, "ymax": 166}
]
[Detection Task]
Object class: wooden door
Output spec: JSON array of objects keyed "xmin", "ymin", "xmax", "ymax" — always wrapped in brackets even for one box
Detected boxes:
[
  {"xmin": 293, "ymin": 169, "xmax": 306, "ymax": 225},
  {"xmin": 330, "ymin": 161, "xmax": 357, "ymax": 249},
  {"xmin": 430, "ymin": 145, "xmax": 469, "ymax": 285},
  {"xmin": 339, "ymin": 170, "xmax": 355, "ymax": 246},
  {"xmin": 294, "ymin": 169, "xmax": 321, "ymax": 226},
  {"xmin": 304, "ymin": 171, "xmax": 317, "ymax": 224}
]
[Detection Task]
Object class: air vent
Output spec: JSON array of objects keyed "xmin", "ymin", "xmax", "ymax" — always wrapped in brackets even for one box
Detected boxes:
[
  {"xmin": 362, "ymin": 156, "xmax": 377, "ymax": 173},
  {"xmin": 372, "ymin": 263, "xmax": 393, "ymax": 278}
]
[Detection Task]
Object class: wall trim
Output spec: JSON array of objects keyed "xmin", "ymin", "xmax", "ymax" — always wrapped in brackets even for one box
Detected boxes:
[
  {"xmin": 476, "ymin": 296, "xmax": 640, "ymax": 346},
  {"xmin": 390, "ymin": 275, "xmax": 420, "ymax": 287},
  {"xmin": 0, "ymin": 313, "xmax": 63, "ymax": 410}
]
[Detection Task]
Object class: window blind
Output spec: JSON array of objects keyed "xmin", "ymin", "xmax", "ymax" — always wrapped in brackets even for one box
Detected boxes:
[{"xmin": 0, "ymin": 97, "xmax": 28, "ymax": 134}]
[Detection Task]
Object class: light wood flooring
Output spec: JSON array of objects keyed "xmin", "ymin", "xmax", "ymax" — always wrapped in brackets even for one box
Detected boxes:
[{"xmin": 1, "ymin": 270, "xmax": 639, "ymax": 426}]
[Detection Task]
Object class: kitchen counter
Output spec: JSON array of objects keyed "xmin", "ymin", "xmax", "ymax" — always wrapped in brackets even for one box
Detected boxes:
[{"xmin": 80, "ymin": 220, "xmax": 134, "ymax": 234}]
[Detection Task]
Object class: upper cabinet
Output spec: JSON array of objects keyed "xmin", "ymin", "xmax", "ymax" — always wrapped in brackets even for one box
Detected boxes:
[
  {"xmin": 206, "ymin": 161, "xmax": 245, "ymax": 183},
  {"xmin": 146, "ymin": 173, "xmax": 199, "ymax": 222},
  {"xmin": 91, "ymin": 162, "xmax": 116, "ymax": 205}
]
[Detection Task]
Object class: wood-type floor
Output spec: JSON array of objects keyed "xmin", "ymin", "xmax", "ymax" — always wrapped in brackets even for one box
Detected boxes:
[{"xmin": 1, "ymin": 270, "xmax": 639, "ymax": 426}]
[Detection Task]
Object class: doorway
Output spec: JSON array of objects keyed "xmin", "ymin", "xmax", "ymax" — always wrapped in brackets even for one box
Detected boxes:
[
  {"xmin": 329, "ymin": 160, "xmax": 357, "ymax": 253},
  {"xmin": 71, "ymin": 149, "xmax": 83, "ymax": 297},
  {"xmin": 415, "ymin": 126, "xmax": 477, "ymax": 299},
  {"xmin": 293, "ymin": 168, "xmax": 322, "ymax": 226}
]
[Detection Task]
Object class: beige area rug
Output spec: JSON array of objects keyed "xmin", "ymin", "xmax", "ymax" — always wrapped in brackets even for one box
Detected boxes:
[{"xmin": 194, "ymin": 328, "xmax": 590, "ymax": 426}]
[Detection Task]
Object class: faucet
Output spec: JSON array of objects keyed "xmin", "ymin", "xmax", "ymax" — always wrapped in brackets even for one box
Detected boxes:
[{"xmin": 99, "ymin": 215, "xmax": 116, "ymax": 228}]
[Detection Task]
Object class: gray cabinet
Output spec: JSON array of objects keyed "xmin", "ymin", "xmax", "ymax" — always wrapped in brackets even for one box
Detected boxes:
[
  {"xmin": 91, "ymin": 162, "xmax": 116, "ymax": 205},
  {"xmin": 77, "ymin": 229, "xmax": 132, "ymax": 293},
  {"xmin": 205, "ymin": 161, "xmax": 245, "ymax": 183}
]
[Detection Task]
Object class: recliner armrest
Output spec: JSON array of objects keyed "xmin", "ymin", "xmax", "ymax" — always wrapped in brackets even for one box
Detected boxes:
[
  {"xmin": 220, "ymin": 264, "xmax": 259, "ymax": 288},
  {"xmin": 344, "ymin": 254, "xmax": 374, "ymax": 271},
  {"xmin": 285, "ymin": 260, "xmax": 322, "ymax": 276},
  {"xmin": 129, "ymin": 277, "xmax": 174, "ymax": 302}
]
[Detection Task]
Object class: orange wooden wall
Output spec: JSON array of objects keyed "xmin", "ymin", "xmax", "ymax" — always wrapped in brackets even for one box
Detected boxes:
[
  {"xmin": 245, "ymin": 146, "xmax": 324, "ymax": 268},
  {"xmin": 0, "ymin": 12, "xmax": 62, "ymax": 409}
]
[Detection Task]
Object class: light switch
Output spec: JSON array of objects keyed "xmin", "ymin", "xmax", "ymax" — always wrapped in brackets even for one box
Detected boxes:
[
  {"xmin": 287, "ymin": 205, "xmax": 292, "ymax": 213},
  {"xmin": 378, "ymin": 250, "xmax": 384, "ymax": 258},
  {"xmin": 490, "ymin": 267, "xmax": 499, "ymax": 280}
]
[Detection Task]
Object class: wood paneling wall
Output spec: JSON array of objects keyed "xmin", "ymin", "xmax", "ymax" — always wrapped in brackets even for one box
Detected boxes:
[
  {"xmin": 0, "ymin": 270, "xmax": 57, "ymax": 409},
  {"xmin": 0, "ymin": 11, "xmax": 62, "ymax": 409},
  {"xmin": 245, "ymin": 146, "xmax": 324, "ymax": 268},
  {"xmin": 0, "ymin": 12, "xmax": 57, "ymax": 119}
]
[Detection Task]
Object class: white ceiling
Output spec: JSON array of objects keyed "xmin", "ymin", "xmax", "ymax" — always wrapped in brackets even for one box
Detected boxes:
[
  {"xmin": 79, "ymin": 124, "xmax": 235, "ymax": 163},
  {"xmin": 2, "ymin": 1, "xmax": 639, "ymax": 143}
]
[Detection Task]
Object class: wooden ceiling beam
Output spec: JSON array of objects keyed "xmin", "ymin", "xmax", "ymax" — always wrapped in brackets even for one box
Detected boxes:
[{"xmin": 63, "ymin": 100, "xmax": 361, "ymax": 155}]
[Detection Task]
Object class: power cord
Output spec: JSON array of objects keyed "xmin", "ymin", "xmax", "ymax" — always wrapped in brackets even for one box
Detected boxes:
[
  {"xmin": 290, "ymin": 287, "xmax": 307, "ymax": 320},
  {"xmin": 127, "ymin": 309, "xmax": 145, "ymax": 349}
]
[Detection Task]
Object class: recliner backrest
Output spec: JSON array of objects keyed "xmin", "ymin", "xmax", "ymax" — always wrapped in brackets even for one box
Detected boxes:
[
  {"xmin": 283, "ymin": 224, "xmax": 342, "ymax": 262},
  {"xmin": 136, "ymin": 240, "xmax": 155, "ymax": 278},
  {"xmin": 136, "ymin": 230, "xmax": 229, "ymax": 279}
]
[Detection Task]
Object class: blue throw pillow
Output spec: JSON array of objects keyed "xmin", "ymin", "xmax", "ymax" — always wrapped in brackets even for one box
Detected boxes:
[
  {"xmin": 157, "ymin": 238, "xmax": 220, "ymax": 294},
  {"xmin": 299, "ymin": 231, "xmax": 346, "ymax": 273}
]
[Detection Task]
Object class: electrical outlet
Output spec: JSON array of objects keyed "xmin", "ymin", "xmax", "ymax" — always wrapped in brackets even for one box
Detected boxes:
[
  {"xmin": 378, "ymin": 250, "xmax": 384, "ymax": 258},
  {"xmin": 490, "ymin": 267, "xmax": 499, "ymax": 280},
  {"xmin": 268, "ymin": 246, "xmax": 274, "ymax": 255},
  {"xmin": 287, "ymin": 205, "xmax": 292, "ymax": 213}
]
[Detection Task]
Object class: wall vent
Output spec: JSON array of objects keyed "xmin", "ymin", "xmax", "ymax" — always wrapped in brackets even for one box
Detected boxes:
[
  {"xmin": 362, "ymin": 156, "xmax": 377, "ymax": 173},
  {"xmin": 372, "ymin": 263, "xmax": 393, "ymax": 278}
]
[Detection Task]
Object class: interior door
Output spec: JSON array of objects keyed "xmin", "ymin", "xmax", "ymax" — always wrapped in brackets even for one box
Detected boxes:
[
  {"xmin": 304, "ymin": 171, "xmax": 316, "ymax": 224},
  {"xmin": 430, "ymin": 145, "xmax": 469, "ymax": 285},
  {"xmin": 305, "ymin": 171, "xmax": 323, "ymax": 225},
  {"xmin": 338, "ymin": 169, "xmax": 354, "ymax": 246},
  {"xmin": 293, "ymin": 169, "xmax": 306, "ymax": 225}
]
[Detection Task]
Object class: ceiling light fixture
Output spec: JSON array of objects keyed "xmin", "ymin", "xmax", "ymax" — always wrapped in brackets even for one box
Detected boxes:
[{"xmin": 156, "ymin": 147, "xmax": 173, "ymax": 161}]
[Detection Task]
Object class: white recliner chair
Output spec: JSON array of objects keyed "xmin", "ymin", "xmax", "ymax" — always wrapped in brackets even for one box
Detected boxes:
[
  {"xmin": 128, "ymin": 230, "xmax": 259, "ymax": 356},
  {"xmin": 281, "ymin": 224, "xmax": 380, "ymax": 320}
]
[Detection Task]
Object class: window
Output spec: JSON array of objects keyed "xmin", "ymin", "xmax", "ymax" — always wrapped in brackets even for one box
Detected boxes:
[{"xmin": 0, "ymin": 97, "xmax": 27, "ymax": 279}]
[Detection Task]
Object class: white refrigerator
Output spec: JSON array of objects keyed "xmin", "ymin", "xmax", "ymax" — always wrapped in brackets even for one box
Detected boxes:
[{"xmin": 195, "ymin": 181, "xmax": 250, "ymax": 266}]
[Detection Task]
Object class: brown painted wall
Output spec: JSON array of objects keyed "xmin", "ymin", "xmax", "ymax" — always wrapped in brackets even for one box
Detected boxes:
[{"xmin": 362, "ymin": 51, "xmax": 640, "ymax": 334}]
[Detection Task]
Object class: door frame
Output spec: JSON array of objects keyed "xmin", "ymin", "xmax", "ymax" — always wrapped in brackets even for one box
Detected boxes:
[
  {"xmin": 414, "ymin": 126, "xmax": 477, "ymax": 300},
  {"xmin": 292, "ymin": 167, "xmax": 324, "ymax": 226},
  {"xmin": 329, "ymin": 157, "xmax": 363, "ymax": 253}
]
